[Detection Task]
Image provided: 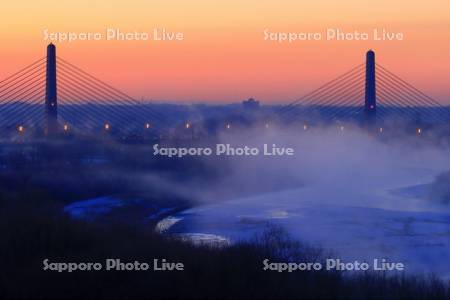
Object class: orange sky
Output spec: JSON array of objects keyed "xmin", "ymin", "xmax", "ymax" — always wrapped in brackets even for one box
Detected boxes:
[{"xmin": 0, "ymin": 0, "xmax": 449, "ymax": 104}]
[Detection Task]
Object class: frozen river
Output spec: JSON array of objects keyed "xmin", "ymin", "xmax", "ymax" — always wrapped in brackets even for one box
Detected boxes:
[{"xmin": 158, "ymin": 168, "xmax": 450, "ymax": 279}]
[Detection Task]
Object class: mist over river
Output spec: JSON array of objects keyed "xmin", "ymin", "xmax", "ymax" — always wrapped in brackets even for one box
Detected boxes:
[{"xmin": 156, "ymin": 126, "xmax": 450, "ymax": 279}]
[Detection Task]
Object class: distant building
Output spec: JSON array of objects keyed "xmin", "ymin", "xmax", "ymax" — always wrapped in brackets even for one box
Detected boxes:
[{"xmin": 242, "ymin": 98, "xmax": 260, "ymax": 111}]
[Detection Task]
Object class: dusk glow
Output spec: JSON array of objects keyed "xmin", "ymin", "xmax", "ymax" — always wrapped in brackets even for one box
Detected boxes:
[
  {"xmin": 1, "ymin": 2, "xmax": 450, "ymax": 299},
  {"xmin": 1, "ymin": 0, "xmax": 449, "ymax": 103}
]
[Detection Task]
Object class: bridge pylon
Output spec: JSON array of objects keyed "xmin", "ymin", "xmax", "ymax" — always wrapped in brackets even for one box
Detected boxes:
[
  {"xmin": 364, "ymin": 50, "xmax": 376, "ymax": 127},
  {"xmin": 45, "ymin": 43, "xmax": 58, "ymax": 135}
]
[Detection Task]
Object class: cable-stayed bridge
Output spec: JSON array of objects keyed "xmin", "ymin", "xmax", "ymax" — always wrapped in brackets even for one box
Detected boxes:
[
  {"xmin": 0, "ymin": 45, "xmax": 449, "ymax": 138},
  {"xmin": 0, "ymin": 44, "xmax": 165, "ymax": 137},
  {"xmin": 279, "ymin": 50, "xmax": 450, "ymax": 132}
]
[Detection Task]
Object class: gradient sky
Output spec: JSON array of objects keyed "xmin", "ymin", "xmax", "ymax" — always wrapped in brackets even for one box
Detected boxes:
[{"xmin": 1, "ymin": 0, "xmax": 449, "ymax": 103}]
